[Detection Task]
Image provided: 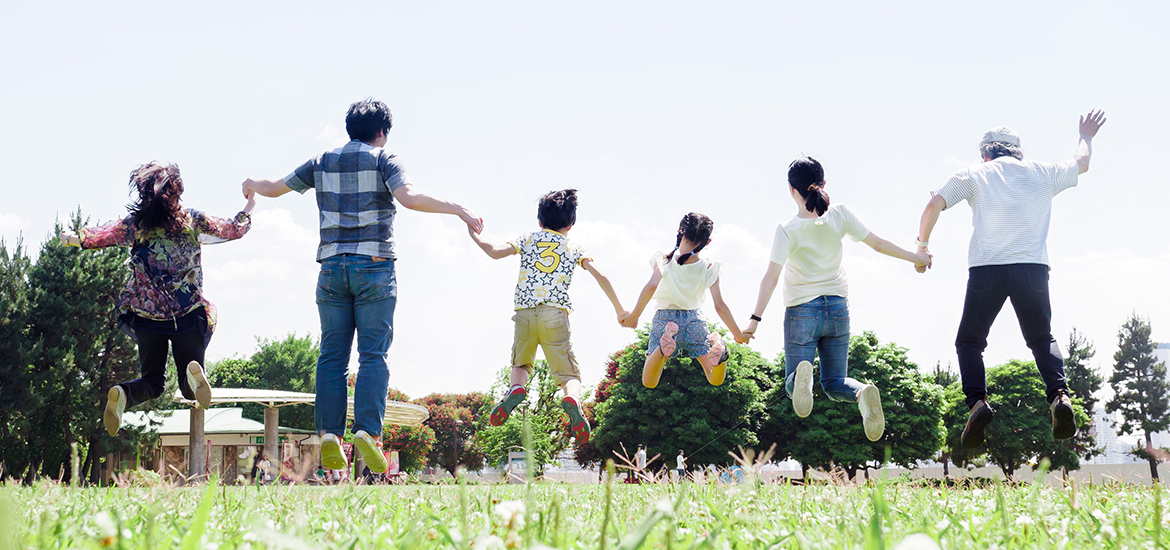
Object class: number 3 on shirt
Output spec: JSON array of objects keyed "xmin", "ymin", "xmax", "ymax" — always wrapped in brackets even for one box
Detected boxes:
[{"xmin": 535, "ymin": 241, "xmax": 562, "ymax": 273}]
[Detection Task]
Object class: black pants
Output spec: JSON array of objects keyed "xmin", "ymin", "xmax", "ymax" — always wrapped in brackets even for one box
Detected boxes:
[
  {"xmin": 120, "ymin": 327, "xmax": 206, "ymax": 407},
  {"xmin": 955, "ymin": 264, "xmax": 1068, "ymax": 408}
]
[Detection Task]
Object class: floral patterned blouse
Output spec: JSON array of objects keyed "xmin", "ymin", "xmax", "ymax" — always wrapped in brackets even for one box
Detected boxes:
[{"xmin": 79, "ymin": 209, "xmax": 251, "ymax": 334}]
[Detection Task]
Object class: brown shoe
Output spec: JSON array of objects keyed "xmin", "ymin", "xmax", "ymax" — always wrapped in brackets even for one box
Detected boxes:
[
  {"xmin": 960, "ymin": 398, "xmax": 994, "ymax": 449},
  {"xmin": 1051, "ymin": 390, "xmax": 1078, "ymax": 440}
]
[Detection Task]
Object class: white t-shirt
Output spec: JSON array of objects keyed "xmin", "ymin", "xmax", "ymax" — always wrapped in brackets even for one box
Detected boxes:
[
  {"xmin": 509, "ymin": 229, "xmax": 590, "ymax": 312},
  {"xmin": 650, "ymin": 252, "xmax": 721, "ymax": 311},
  {"xmin": 676, "ymin": 454, "xmax": 686, "ymax": 470},
  {"xmin": 769, "ymin": 204, "xmax": 870, "ymax": 308},
  {"xmin": 933, "ymin": 157, "xmax": 1078, "ymax": 267}
]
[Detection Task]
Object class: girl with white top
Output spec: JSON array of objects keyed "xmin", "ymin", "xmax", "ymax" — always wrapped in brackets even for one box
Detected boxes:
[
  {"xmin": 743, "ymin": 158, "xmax": 931, "ymax": 441},
  {"xmin": 621, "ymin": 213, "xmax": 747, "ymax": 388}
]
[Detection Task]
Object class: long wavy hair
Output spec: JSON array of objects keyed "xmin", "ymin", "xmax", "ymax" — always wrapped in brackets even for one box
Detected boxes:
[
  {"xmin": 664, "ymin": 212, "xmax": 714, "ymax": 265},
  {"xmin": 127, "ymin": 162, "xmax": 187, "ymax": 233}
]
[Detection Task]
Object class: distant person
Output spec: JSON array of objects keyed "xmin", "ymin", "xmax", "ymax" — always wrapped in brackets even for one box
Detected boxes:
[
  {"xmin": 635, "ymin": 445, "xmax": 647, "ymax": 470},
  {"xmin": 60, "ymin": 162, "xmax": 253, "ymax": 436},
  {"xmin": 675, "ymin": 450, "xmax": 686, "ymax": 481},
  {"xmin": 468, "ymin": 189, "xmax": 626, "ymax": 445},
  {"xmin": 619, "ymin": 213, "xmax": 747, "ymax": 388},
  {"xmin": 916, "ymin": 110, "xmax": 1107, "ymax": 448},
  {"xmin": 242, "ymin": 98, "xmax": 483, "ymax": 474},
  {"xmin": 743, "ymin": 157, "xmax": 931, "ymax": 442}
]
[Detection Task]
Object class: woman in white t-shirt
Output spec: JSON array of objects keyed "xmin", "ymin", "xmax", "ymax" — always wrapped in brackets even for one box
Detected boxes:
[
  {"xmin": 743, "ymin": 158, "xmax": 931, "ymax": 441},
  {"xmin": 620, "ymin": 213, "xmax": 747, "ymax": 388}
]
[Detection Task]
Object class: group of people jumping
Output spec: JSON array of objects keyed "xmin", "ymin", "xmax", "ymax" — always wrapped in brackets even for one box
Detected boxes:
[{"xmin": 63, "ymin": 98, "xmax": 1105, "ymax": 475}]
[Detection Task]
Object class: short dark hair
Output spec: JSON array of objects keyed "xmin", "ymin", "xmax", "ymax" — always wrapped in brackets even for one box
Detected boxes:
[
  {"xmin": 788, "ymin": 157, "xmax": 830, "ymax": 216},
  {"xmin": 537, "ymin": 189, "xmax": 578, "ymax": 231},
  {"xmin": 979, "ymin": 142, "xmax": 1023, "ymax": 161},
  {"xmin": 345, "ymin": 98, "xmax": 393, "ymax": 142}
]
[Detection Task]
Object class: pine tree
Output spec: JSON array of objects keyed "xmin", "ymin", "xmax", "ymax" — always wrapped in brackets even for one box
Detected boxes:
[
  {"xmin": 1105, "ymin": 313, "xmax": 1170, "ymax": 482},
  {"xmin": 1060, "ymin": 327, "xmax": 1103, "ymax": 470},
  {"xmin": 0, "ymin": 237, "xmax": 35, "ymax": 480}
]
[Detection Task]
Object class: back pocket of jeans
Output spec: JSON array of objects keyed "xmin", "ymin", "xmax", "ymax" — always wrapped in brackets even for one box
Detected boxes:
[{"xmin": 355, "ymin": 267, "xmax": 395, "ymax": 303}]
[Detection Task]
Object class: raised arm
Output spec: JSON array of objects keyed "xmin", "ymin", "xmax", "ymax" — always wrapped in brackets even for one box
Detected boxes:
[
  {"xmin": 467, "ymin": 226, "xmax": 517, "ymax": 260},
  {"xmin": 62, "ymin": 217, "xmax": 134, "ymax": 249},
  {"xmin": 708, "ymin": 278, "xmax": 745, "ymax": 343},
  {"xmin": 392, "ymin": 184, "xmax": 484, "ymax": 234},
  {"xmin": 242, "ymin": 178, "xmax": 293, "ymax": 198},
  {"xmin": 743, "ymin": 261, "xmax": 783, "ymax": 338},
  {"xmin": 861, "ymin": 232, "xmax": 931, "ymax": 268},
  {"xmin": 619, "ymin": 263, "xmax": 662, "ymax": 328},
  {"xmin": 580, "ymin": 258, "xmax": 628, "ymax": 321},
  {"xmin": 193, "ymin": 197, "xmax": 255, "ymax": 243},
  {"xmin": 1074, "ymin": 109, "xmax": 1106, "ymax": 174}
]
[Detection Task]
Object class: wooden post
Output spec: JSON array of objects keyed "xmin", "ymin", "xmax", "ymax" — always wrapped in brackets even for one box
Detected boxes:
[
  {"xmin": 264, "ymin": 407, "xmax": 279, "ymax": 481},
  {"xmin": 189, "ymin": 408, "xmax": 206, "ymax": 482}
]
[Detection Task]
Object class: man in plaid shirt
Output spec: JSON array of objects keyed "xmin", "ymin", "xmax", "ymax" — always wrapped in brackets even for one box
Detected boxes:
[{"xmin": 243, "ymin": 98, "xmax": 483, "ymax": 474}]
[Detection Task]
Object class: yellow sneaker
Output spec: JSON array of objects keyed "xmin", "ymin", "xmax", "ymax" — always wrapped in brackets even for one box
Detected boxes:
[
  {"xmin": 186, "ymin": 361, "xmax": 211, "ymax": 409},
  {"xmin": 354, "ymin": 430, "xmax": 388, "ymax": 473},
  {"xmin": 320, "ymin": 433, "xmax": 348, "ymax": 471},
  {"xmin": 103, "ymin": 386, "xmax": 125, "ymax": 436}
]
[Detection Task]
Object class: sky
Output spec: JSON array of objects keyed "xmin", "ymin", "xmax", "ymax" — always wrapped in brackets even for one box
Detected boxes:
[{"xmin": 2, "ymin": 1, "xmax": 1168, "ymax": 404}]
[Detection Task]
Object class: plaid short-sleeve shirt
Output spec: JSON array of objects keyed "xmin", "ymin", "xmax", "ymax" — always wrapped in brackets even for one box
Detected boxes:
[{"xmin": 285, "ymin": 140, "xmax": 410, "ymax": 261}]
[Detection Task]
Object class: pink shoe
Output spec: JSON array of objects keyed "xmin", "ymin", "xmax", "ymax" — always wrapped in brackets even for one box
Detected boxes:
[
  {"xmin": 659, "ymin": 322, "xmax": 679, "ymax": 358},
  {"xmin": 704, "ymin": 334, "xmax": 727, "ymax": 365}
]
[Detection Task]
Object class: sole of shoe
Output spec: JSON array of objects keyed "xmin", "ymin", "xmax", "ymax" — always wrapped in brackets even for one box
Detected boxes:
[
  {"xmin": 188, "ymin": 361, "xmax": 211, "ymax": 410},
  {"xmin": 320, "ymin": 437, "xmax": 347, "ymax": 470},
  {"xmin": 792, "ymin": 361, "xmax": 814, "ymax": 418},
  {"xmin": 858, "ymin": 385, "xmax": 885, "ymax": 442},
  {"xmin": 561, "ymin": 398, "xmax": 591, "ymax": 445},
  {"xmin": 961, "ymin": 405, "xmax": 993, "ymax": 449},
  {"xmin": 659, "ymin": 322, "xmax": 679, "ymax": 358},
  {"xmin": 103, "ymin": 387, "xmax": 122, "ymax": 437},
  {"xmin": 1052, "ymin": 401, "xmax": 1078, "ymax": 440},
  {"xmin": 355, "ymin": 432, "xmax": 388, "ymax": 473},
  {"xmin": 489, "ymin": 389, "xmax": 527, "ymax": 426}
]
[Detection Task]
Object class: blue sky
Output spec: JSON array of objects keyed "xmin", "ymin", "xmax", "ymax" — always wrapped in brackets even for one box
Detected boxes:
[{"xmin": 2, "ymin": 1, "xmax": 1167, "ymax": 401}]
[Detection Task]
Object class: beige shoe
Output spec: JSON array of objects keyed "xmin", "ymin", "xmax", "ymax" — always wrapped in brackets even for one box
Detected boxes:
[
  {"xmin": 791, "ymin": 361, "xmax": 814, "ymax": 418},
  {"xmin": 103, "ymin": 386, "xmax": 126, "ymax": 436},
  {"xmin": 187, "ymin": 361, "xmax": 211, "ymax": 409},
  {"xmin": 857, "ymin": 384, "xmax": 885, "ymax": 442}
]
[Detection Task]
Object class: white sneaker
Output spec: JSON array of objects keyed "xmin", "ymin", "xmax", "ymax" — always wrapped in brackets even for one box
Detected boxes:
[
  {"xmin": 858, "ymin": 384, "xmax": 885, "ymax": 442},
  {"xmin": 791, "ymin": 361, "xmax": 814, "ymax": 418},
  {"xmin": 186, "ymin": 361, "xmax": 211, "ymax": 409},
  {"xmin": 354, "ymin": 430, "xmax": 388, "ymax": 473},
  {"xmin": 104, "ymin": 386, "xmax": 126, "ymax": 436},
  {"xmin": 320, "ymin": 433, "xmax": 348, "ymax": 471}
]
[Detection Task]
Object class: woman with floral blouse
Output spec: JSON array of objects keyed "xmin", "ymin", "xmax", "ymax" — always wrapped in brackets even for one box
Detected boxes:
[{"xmin": 61, "ymin": 162, "xmax": 254, "ymax": 436}]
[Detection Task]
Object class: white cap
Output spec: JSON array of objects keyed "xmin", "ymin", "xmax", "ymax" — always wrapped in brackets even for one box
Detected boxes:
[{"xmin": 980, "ymin": 126, "xmax": 1020, "ymax": 147}]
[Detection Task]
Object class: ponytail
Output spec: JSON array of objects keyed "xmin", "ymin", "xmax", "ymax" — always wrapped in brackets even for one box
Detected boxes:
[
  {"xmin": 787, "ymin": 157, "xmax": 830, "ymax": 216},
  {"xmin": 664, "ymin": 212, "xmax": 714, "ymax": 265}
]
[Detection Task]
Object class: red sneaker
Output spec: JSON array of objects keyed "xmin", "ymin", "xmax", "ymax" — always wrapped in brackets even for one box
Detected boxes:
[
  {"xmin": 561, "ymin": 397, "xmax": 591, "ymax": 445},
  {"xmin": 489, "ymin": 386, "xmax": 527, "ymax": 426}
]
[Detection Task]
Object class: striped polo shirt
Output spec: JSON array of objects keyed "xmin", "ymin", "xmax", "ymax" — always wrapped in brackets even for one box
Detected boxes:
[
  {"xmin": 934, "ymin": 157, "xmax": 1078, "ymax": 268},
  {"xmin": 285, "ymin": 140, "xmax": 410, "ymax": 261}
]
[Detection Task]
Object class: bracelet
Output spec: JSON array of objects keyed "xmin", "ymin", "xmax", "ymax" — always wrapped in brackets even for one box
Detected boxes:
[
  {"xmin": 915, "ymin": 237, "xmax": 929, "ymax": 248},
  {"xmin": 749, "ymin": 314, "xmax": 762, "ymax": 322}
]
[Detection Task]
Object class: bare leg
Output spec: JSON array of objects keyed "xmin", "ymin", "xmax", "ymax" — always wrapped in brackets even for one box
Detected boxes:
[
  {"xmin": 509, "ymin": 366, "xmax": 531, "ymax": 389},
  {"xmin": 642, "ymin": 350, "xmax": 668, "ymax": 388},
  {"xmin": 561, "ymin": 378, "xmax": 583, "ymax": 403}
]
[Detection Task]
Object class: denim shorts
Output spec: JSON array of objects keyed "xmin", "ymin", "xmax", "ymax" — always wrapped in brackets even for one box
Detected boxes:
[{"xmin": 648, "ymin": 309, "xmax": 712, "ymax": 358}]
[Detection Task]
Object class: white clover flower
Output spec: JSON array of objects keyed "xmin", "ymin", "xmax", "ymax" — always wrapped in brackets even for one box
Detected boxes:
[
  {"xmin": 363, "ymin": 505, "xmax": 375, "ymax": 515},
  {"xmin": 93, "ymin": 511, "xmax": 117, "ymax": 537},
  {"xmin": 321, "ymin": 520, "xmax": 339, "ymax": 531},
  {"xmin": 1015, "ymin": 515, "xmax": 1034, "ymax": 526},
  {"xmin": 1100, "ymin": 525, "xmax": 1117, "ymax": 540},
  {"xmin": 474, "ymin": 535, "xmax": 505, "ymax": 549},
  {"xmin": 493, "ymin": 500, "xmax": 525, "ymax": 530},
  {"xmin": 1091, "ymin": 509, "xmax": 1108, "ymax": 522},
  {"xmin": 892, "ymin": 533, "xmax": 941, "ymax": 550},
  {"xmin": 934, "ymin": 519, "xmax": 950, "ymax": 531}
]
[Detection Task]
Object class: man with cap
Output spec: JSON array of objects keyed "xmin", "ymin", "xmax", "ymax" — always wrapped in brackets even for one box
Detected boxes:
[{"xmin": 915, "ymin": 110, "xmax": 1106, "ymax": 449}]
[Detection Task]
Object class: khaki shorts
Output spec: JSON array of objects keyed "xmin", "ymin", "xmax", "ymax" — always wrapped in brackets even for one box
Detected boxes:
[{"xmin": 511, "ymin": 305, "xmax": 580, "ymax": 385}]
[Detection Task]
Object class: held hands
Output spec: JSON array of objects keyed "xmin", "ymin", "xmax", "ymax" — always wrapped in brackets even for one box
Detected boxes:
[
  {"xmin": 58, "ymin": 230, "xmax": 80, "ymax": 247},
  {"xmin": 615, "ymin": 310, "xmax": 631, "ymax": 326},
  {"xmin": 241, "ymin": 179, "xmax": 257, "ymax": 200},
  {"xmin": 1079, "ymin": 109, "xmax": 1107, "ymax": 138},
  {"xmin": 459, "ymin": 208, "xmax": 484, "ymax": 234},
  {"xmin": 618, "ymin": 312, "xmax": 638, "ymax": 328},
  {"xmin": 739, "ymin": 319, "xmax": 759, "ymax": 344},
  {"xmin": 914, "ymin": 248, "xmax": 932, "ymax": 274}
]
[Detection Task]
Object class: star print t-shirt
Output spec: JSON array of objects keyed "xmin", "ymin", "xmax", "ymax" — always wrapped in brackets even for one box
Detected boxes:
[{"xmin": 510, "ymin": 229, "xmax": 589, "ymax": 312}]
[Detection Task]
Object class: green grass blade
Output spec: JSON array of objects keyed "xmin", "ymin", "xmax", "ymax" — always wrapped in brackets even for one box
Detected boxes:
[{"xmin": 181, "ymin": 477, "xmax": 218, "ymax": 550}]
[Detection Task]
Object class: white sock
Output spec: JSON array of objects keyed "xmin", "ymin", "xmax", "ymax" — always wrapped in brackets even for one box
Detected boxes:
[{"xmin": 510, "ymin": 384, "xmax": 525, "ymax": 394}]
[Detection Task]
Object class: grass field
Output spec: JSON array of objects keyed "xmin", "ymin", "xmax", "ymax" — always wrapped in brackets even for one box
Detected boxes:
[{"xmin": 2, "ymin": 472, "xmax": 1166, "ymax": 550}]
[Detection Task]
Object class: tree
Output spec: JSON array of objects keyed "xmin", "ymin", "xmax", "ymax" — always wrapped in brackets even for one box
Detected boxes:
[
  {"xmin": 0, "ymin": 237, "xmax": 36, "ymax": 481},
  {"xmin": 1060, "ymin": 327, "xmax": 1103, "ymax": 469},
  {"xmin": 1105, "ymin": 313, "xmax": 1170, "ymax": 482},
  {"xmin": 973, "ymin": 360, "xmax": 1091, "ymax": 479},
  {"xmin": 579, "ymin": 325, "xmax": 776, "ymax": 470},
  {"xmin": 478, "ymin": 361, "xmax": 570, "ymax": 474},
  {"xmin": 380, "ymin": 388, "xmax": 435, "ymax": 474},
  {"xmin": 416, "ymin": 392, "xmax": 490, "ymax": 475},
  {"xmin": 758, "ymin": 332, "xmax": 945, "ymax": 479},
  {"xmin": 208, "ymin": 333, "xmax": 318, "ymax": 430}
]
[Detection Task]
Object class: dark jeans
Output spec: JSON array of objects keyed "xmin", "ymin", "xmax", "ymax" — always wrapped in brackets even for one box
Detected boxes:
[
  {"xmin": 120, "ymin": 324, "xmax": 206, "ymax": 407},
  {"xmin": 955, "ymin": 264, "xmax": 1067, "ymax": 408}
]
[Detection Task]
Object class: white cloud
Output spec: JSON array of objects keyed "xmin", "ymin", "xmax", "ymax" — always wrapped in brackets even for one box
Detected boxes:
[{"xmin": 317, "ymin": 125, "xmax": 350, "ymax": 148}]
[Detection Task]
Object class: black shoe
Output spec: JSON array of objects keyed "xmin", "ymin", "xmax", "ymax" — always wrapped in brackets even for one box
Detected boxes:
[
  {"xmin": 1051, "ymin": 390, "xmax": 1078, "ymax": 440},
  {"xmin": 960, "ymin": 399, "xmax": 994, "ymax": 449}
]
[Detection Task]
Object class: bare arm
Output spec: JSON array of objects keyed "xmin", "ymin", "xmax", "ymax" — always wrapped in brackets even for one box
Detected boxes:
[
  {"xmin": 581, "ymin": 258, "xmax": 628, "ymax": 320},
  {"xmin": 620, "ymin": 264, "xmax": 662, "ymax": 328},
  {"xmin": 742, "ymin": 261, "xmax": 783, "ymax": 338},
  {"xmin": 392, "ymin": 184, "xmax": 484, "ymax": 233},
  {"xmin": 242, "ymin": 178, "xmax": 293, "ymax": 198},
  {"xmin": 915, "ymin": 194, "xmax": 947, "ymax": 273},
  {"xmin": 1074, "ymin": 109, "xmax": 1107, "ymax": 174},
  {"xmin": 861, "ymin": 232, "xmax": 931, "ymax": 267},
  {"xmin": 467, "ymin": 226, "xmax": 516, "ymax": 259},
  {"xmin": 708, "ymin": 278, "xmax": 744, "ymax": 343}
]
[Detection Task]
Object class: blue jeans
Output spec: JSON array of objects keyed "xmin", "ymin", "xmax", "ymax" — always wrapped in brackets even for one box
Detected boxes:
[
  {"xmin": 955, "ymin": 264, "xmax": 1067, "ymax": 408},
  {"xmin": 783, "ymin": 295, "xmax": 865, "ymax": 402},
  {"xmin": 315, "ymin": 254, "xmax": 396, "ymax": 437}
]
